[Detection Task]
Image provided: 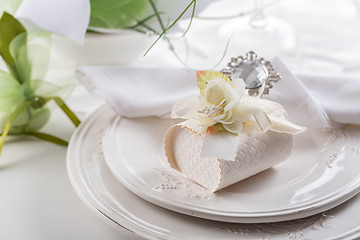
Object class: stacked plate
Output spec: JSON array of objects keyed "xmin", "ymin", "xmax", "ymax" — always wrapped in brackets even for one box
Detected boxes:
[{"xmin": 67, "ymin": 104, "xmax": 360, "ymax": 240}]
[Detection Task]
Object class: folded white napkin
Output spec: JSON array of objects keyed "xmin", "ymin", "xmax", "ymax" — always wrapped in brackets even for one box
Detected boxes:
[
  {"xmin": 76, "ymin": 67, "xmax": 198, "ymax": 118},
  {"xmin": 15, "ymin": 0, "xmax": 90, "ymax": 45},
  {"xmin": 76, "ymin": 58, "xmax": 360, "ymax": 128},
  {"xmin": 266, "ymin": 58, "xmax": 360, "ymax": 128}
]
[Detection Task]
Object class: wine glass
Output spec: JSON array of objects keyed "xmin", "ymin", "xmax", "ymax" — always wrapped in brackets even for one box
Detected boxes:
[{"xmin": 218, "ymin": 0, "xmax": 300, "ymax": 62}]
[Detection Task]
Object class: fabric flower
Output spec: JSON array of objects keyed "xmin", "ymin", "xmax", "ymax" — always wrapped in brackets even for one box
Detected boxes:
[
  {"xmin": 197, "ymin": 72, "xmax": 253, "ymax": 133},
  {"xmin": 172, "ymin": 71, "xmax": 305, "ymax": 135},
  {"xmin": 0, "ymin": 12, "xmax": 80, "ymax": 156}
]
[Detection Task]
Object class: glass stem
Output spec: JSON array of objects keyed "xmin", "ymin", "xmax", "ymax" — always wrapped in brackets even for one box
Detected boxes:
[{"xmin": 249, "ymin": 0, "xmax": 267, "ymax": 29}]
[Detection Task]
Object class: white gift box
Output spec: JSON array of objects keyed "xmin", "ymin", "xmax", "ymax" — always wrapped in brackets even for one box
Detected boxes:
[{"xmin": 165, "ymin": 121, "xmax": 293, "ymax": 192}]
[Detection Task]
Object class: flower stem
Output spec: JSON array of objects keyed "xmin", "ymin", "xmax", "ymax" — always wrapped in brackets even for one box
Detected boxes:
[
  {"xmin": 47, "ymin": 97, "xmax": 81, "ymax": 127},
  {"xmin": 0, "ymin": 102, "xmax": 30, "ymax": 156},
  {"xmin": 143, "ymin": 0, "xmax": 197, "ymax": 57},
  {"xmin": 26, "ymin": 131, "xmax": 68, "ymax": 146},
  {"xmin": 127, "ymin": 12, "xmax": 167, "ymax": 35}
]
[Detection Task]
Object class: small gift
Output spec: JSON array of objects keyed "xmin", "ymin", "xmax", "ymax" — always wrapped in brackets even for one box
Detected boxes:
[
  {"xmin": 164, "ymin": 71, "xmax": 305, "ymax": 192},
  {"xmin": 76, "ymin": 53, "xmax": 360, "ymax": 193}
]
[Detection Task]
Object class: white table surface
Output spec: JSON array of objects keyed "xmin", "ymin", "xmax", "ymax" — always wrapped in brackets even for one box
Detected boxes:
[{"xmin": 1, "ymin": 1, "xmax": 360, "ymax": 239}]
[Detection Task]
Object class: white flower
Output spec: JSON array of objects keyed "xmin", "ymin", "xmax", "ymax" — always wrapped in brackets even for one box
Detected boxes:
[
  {"xmin": 198, "ymin": 76, "xmax": 253, "ymax": 133},
  {"xmin": 172, "ymin": 70, "xmax": 305, "ymax": 135}
]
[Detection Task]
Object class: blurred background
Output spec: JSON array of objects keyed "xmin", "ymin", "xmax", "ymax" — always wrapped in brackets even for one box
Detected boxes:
[
  {"xmin": 177, "ymin": 0, "xmax": 360, "ymax": 73},
  {"xmin": 63, "ymin": 0, "xmax": 360, "ymax": 74}
]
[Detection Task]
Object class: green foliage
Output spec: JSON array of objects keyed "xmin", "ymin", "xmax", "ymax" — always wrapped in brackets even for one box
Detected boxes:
[
  {"xmin": 0, "ymin": 13, "xmax": 81, "ymax": 156},
  {"xmin": 89, "ymin": 0, "xmax": 149, "ymax": 29},
  {"xmin": 0, "ymin": 12, "xmax": 26, "ymax": 79}
]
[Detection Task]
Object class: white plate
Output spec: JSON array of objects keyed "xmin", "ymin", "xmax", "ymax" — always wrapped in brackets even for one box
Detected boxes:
[
  {"xmin": 102, "ymin": 110, "xmax": 360, "ymax": 223},
  {"xmin": 67, "ymin": 105, "xmax": 360, "ymax": 240}
]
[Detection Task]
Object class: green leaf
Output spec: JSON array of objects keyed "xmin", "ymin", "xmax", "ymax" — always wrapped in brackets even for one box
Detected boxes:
[
  {"xmin": 0, "ymin": 12, "xmax": 26, "ymax": 69},
  {"xmin": 0, "ymin": 131, "xmax": 68, "ymax": 150},
  {"xmin": 25, "ymin": 106, "xmax": 50, "ymax": 132},
  {"xmin": 0, "ymin": 69, "xmax": 24, "ymax": 112},
  {"xmin": 26, "ymin": 131, "xmax": 68, "ymax": 146},
  {"xmin": 9, "ymin": 105, "xmax": 50, "ymax": 134},
  {"xmin": 25, "ymin": 30, "xmax": 51, "ymax": 83},
  {"xmin": 47, "ymin": 96, "xmax": 81, "ymax": 127},
  {"xmin": 9, "ymin": 32, "xmax": 31, "ymax": 85},
  {"xmin": 0, "ymin": 101, "xmax": 30, "ymax": 157},
  {"xmin": 89, "ymin": 0, "xmax": 149, "ymax": 29}
]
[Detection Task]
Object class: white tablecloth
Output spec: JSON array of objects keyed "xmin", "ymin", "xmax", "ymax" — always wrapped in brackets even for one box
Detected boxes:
[{"xmin": 0, "ymin": 0, "xmax": 359, "ymax": 239}]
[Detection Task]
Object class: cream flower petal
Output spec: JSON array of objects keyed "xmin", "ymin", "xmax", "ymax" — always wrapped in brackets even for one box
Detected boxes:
[
  {"xmin": 221, "ymin": 108, "xmax": 233, "ymax": 122},
  {"xmin": 232, "ymin": 103, "xmax": 253, "ymax": 122},
  {"xmin": 205, "ymin": 80, "xmax": 226, "ymax": 105},
  {"xmin": 211, "ymin": 111, "xmax": 226, "ymax": 121},
  {"xmin": 218, "ymin": 119, "xmax": 234, "ymax": 124},
  {"xmin": 231, "ymin": 78, "xmax": 247, "ymax": 98},
  {"xmin": 223, "ymin": 120, "xmax": 243, "ymax": 134},
  {"xmin": 223, "ymin": 98, "xmax": 237, "ymax": 112}
]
